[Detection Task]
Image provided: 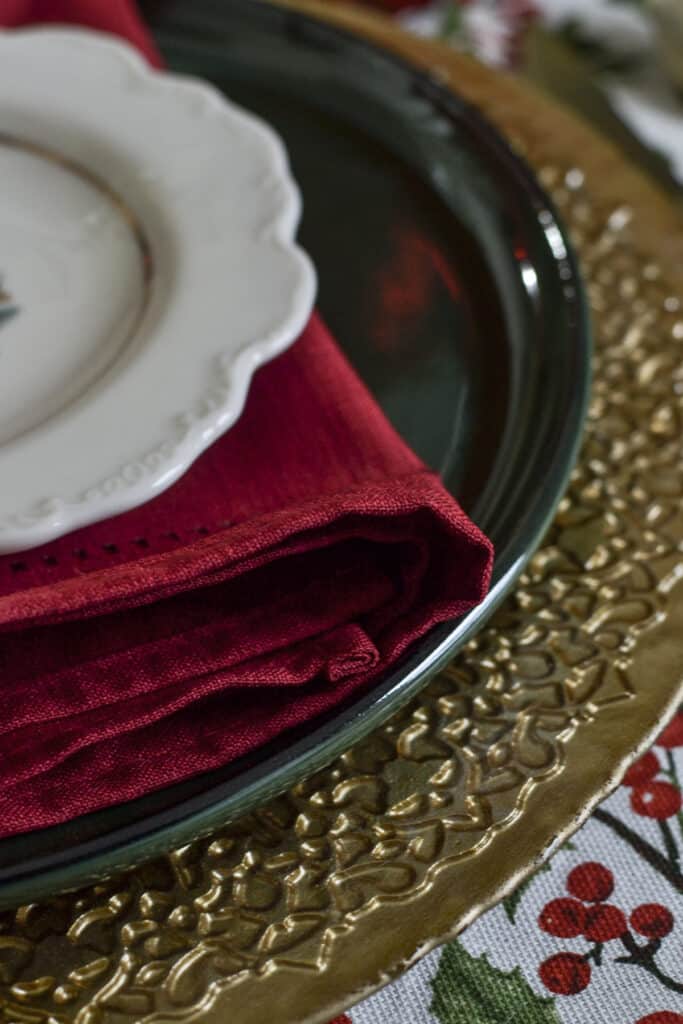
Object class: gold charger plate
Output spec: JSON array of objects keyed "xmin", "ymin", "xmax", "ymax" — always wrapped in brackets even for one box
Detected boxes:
[{"xmin": 2, "ymin": 4, "xmax": 683, "ymax": 1022}]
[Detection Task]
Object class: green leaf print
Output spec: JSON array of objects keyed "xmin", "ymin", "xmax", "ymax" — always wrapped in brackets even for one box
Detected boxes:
[
  {"xmin": 502, "ymin": 861, "xmax": 552, "ymax": 924},
  {"xmin": 430, "ymin": 941, "xmax": 561, "ymax": 1024},
  {"xmin": 440, "ymin": 3, "xmax": 464, "ymax": 44}
]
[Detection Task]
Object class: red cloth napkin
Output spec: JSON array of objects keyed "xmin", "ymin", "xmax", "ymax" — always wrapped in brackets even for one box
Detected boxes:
[{"xmin": 0, "ymin": 0, "xmax": 493, "ymax": 838}]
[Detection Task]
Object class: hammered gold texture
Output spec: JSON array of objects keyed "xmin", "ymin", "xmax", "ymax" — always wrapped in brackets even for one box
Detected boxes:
[{"xmin": 2, "ymin": 8, "xmax": 683, "ymax": 1024}]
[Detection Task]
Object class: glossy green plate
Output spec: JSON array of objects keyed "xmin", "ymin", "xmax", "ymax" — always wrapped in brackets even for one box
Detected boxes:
[{"xmin": 0, "ymin": 0, "xmax": 590, "ymax": 908}]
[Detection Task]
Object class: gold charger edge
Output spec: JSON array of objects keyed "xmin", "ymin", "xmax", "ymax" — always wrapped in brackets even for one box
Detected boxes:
[{"xmin": 1, "ymin": 5, "xmax": 683, "ymax": 1023}]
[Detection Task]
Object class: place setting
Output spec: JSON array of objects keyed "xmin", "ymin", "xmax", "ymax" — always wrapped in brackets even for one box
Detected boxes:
[{"xmin": 0, "ymin": 1, "xmax": 681, "ymax": 1023}]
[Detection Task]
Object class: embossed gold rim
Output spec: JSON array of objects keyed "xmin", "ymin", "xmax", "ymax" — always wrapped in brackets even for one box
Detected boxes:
[{"xmin": 0, "ymin": 7, "xmax": 681, "ymax": 1024}]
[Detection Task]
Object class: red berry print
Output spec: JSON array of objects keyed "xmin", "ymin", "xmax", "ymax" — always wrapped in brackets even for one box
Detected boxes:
[
  {"xmin": 539, "ymin": 952, "xmax": 591, "ymax": 995},
  {"xmin": 657, "ymin": 712, "xmax": 683, "ymax": 749},
  {"xmin": 630, "ymin": 781, "xmax": 682, "ymax": 820},
  {"xmin": 539, "ymin": 898, "xmax": 586, "ymax": 938},
  {"xmin": 582, "ymin": 903, "xmax": 627, "ymax": 942},
  {"xmin": 566, "ymin": 861, "xmax": 614, "ymax": 902},
  {"xmin": 622, "ymin": 750, "xmax": 660, "ymax": 787},
  {"xmin": 630, "ymin": 903, "xmax": 675, "ymax": 939},
  {"xmin": 635, "ymin": 1014, "xmax": 683, "ymax": 1024},
  {"xmin": 327, "ymin": 1017, "xmax": 353, "ymax": 1024}
]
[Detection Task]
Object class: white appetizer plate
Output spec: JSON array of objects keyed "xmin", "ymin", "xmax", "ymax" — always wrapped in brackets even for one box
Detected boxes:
[{"xmin": 0, "ymin": 28, "xmax": 316, "ymax": 554}]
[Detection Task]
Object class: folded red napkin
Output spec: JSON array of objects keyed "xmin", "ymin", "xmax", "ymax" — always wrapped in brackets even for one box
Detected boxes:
[{"xmin": 0, "ymin": 0, "xmax": 493, "ymax": 838}]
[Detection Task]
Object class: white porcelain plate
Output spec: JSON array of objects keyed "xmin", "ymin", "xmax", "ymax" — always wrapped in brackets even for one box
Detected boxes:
[{"xmin": 0, "ymin": 28, "xmax": 316, "ymax": 554}]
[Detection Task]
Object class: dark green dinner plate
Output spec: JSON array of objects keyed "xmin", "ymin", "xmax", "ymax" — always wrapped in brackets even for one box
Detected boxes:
[{"xmin": 0, "ymin": 0, "xmax": 590, "ymax": 908}]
